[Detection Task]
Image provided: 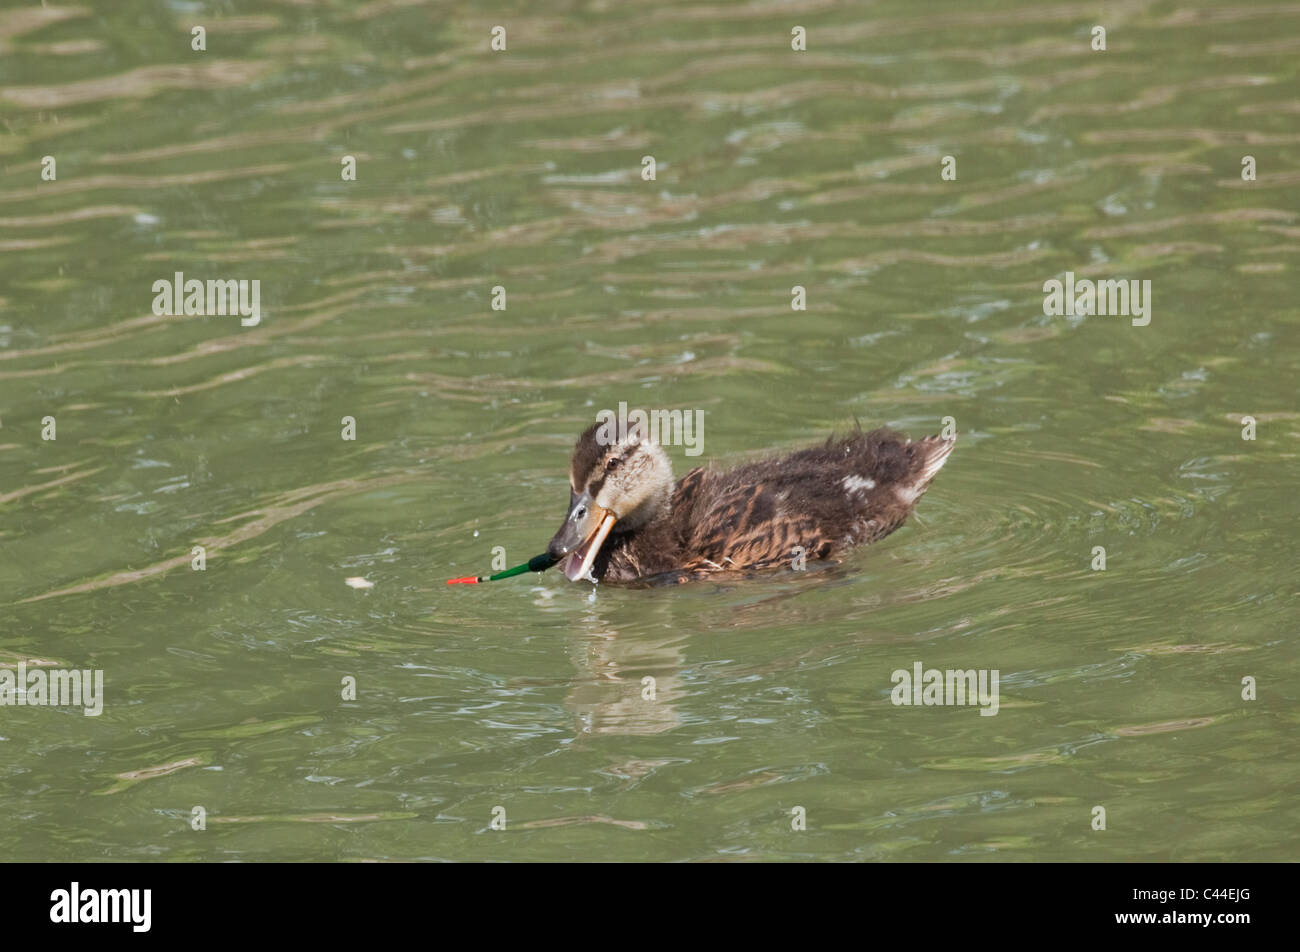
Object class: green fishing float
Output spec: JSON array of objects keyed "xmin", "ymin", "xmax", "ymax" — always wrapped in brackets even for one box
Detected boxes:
[{"xmin": 446, "ymin": 552, "xmax": 557, "ymax": 585}]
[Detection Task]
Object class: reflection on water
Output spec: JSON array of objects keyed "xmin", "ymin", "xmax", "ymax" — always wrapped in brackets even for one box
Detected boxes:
[
  {"xmin": 1, "ymin": 0, "xmax": 1297, "ymax": 861},
  {"xmin": 564, "ymin": 619, "xmax": 686, "ymax": 736}
]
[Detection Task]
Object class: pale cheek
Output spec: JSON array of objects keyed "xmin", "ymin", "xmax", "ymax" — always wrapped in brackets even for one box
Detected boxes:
[{"xmin": 596, "ymin": 480, "xmax": 639, "ymax": 514}]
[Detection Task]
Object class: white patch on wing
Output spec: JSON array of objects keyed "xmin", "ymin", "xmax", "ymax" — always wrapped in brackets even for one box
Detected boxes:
[{"xmin": 841, "ymin": 474, "xmax": 876, "ymax": 496}]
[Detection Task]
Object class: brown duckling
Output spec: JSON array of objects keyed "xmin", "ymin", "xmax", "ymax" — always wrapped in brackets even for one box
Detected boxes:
[{"xmin": 547, "ymin": 421, "xmax": 953, "ymax": 584}]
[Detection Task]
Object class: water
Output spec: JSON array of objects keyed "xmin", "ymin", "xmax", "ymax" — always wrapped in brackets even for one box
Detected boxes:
[{"xmin": 1, "ymin": 0, "xmax": 1297, "ymax": 861}]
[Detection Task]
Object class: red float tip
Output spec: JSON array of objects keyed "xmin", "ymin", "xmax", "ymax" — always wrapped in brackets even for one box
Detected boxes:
[{"xmin": 446, "ymin": 575, "xmax": 481, "ymax": 585}]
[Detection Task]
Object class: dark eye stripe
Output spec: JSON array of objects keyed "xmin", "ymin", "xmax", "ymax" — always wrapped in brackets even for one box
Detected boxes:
[{"xmin": 589, "ymin": 444, "xmax": 640, "ymax": 493}]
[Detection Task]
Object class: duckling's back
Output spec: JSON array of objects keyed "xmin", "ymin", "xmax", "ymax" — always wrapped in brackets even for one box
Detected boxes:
[{"xmin": 659, "ymin": 428, "xmax": 954, "ymax": 579}]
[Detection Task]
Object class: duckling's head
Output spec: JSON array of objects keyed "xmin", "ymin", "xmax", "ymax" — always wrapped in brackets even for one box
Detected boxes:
[{"xmin": 547, "ymin": 420, "xmax": 674, "ymax": 581}]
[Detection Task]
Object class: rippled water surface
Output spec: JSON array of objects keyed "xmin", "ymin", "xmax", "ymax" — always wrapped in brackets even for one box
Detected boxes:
[{"xmin": 1, "ymin": 0, "xmax": 1297, "ymax": 861}]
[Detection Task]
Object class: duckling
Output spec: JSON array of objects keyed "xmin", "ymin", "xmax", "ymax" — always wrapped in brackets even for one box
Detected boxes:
[{"xmin": 547, "ymin": 421, "xmax": 953, "ymax": 584}]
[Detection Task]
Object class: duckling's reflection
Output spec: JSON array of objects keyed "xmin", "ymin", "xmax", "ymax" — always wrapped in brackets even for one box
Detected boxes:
[
  {"xmin": 562, "ymin": 593, "xmax": 687, "ymax": 736},
  {"xmin": 551, "ymin": 560, "xmax": 926, "ymax": 736}
]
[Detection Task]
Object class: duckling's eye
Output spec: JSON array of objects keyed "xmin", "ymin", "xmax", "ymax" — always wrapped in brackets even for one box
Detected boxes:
[{"xmin": 605, "ymin": 457, "xmax": 621, "ymax": 472}]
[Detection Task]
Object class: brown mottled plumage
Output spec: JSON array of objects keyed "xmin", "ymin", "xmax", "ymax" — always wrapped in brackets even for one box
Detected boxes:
[{"xmin": 546, "ymin": 421, "xmax": 953, "ymax": 584}]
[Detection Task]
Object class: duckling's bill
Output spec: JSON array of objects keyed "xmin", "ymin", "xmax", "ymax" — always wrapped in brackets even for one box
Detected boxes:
[
  {"xmin": 549, "ymin": 499, "xmax": 617, "ymax": 582},
  {"xmin": 569, "ymin": 512, "xmax": 616, "ymax": 581}
]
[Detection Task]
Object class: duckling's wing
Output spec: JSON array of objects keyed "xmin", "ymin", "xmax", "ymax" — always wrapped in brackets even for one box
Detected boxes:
[
  {"xmin": 675, "ymin": 430, "xmax": 955, "ymax": 573},
  {"xmin": 679, "ymin": 478, "xmax": 834, "ymax": 572}
]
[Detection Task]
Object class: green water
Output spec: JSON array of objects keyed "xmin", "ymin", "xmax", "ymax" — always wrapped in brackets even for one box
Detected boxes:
[{"xmin": 1, "ymin": 0, "xmax": 1297, "ymax": 862}]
